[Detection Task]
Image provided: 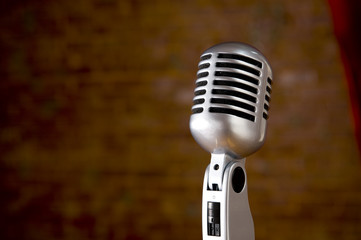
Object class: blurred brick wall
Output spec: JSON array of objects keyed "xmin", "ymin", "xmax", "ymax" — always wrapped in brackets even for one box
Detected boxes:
[{"xmin": 1, "ymin": 0, "xmax": 360, "ymax": 240}]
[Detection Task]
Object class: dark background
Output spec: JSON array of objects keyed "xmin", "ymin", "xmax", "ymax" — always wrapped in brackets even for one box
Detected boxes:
[{"xmin": 1, "ymin": 0, "xmax": 361, "ymax": 239}]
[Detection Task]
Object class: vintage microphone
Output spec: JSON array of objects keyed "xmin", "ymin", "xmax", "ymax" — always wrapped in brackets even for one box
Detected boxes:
[{"xmin": 189, "ymin": 42, "xmax": 273, "ymax": 240}]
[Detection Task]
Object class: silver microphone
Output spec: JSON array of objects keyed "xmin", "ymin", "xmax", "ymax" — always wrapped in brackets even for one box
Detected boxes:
[{"xmin": 189, "ymin": 42, "xmax": 273, "ymax": 240}]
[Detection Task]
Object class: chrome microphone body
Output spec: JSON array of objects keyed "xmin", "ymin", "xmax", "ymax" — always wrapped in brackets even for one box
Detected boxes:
[{"xmin": 189, "ymin": 42, "xmax": 273, "ymax": 240}]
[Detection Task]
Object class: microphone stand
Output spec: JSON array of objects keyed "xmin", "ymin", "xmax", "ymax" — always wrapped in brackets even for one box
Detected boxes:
[{"xmin": 202, "ymin": 153, "xmax": 254, "ymax": 240}]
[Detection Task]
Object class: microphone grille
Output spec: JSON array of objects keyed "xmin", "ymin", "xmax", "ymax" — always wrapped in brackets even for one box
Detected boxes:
[{"xmin": 192, "ymin": 43, "xmax": 273, "ymax": 123}]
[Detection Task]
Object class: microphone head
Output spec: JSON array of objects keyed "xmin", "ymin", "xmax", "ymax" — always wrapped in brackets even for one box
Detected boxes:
[{"xmin": 189, "ymin": 42, "xmax": 273, "ymax": 158}]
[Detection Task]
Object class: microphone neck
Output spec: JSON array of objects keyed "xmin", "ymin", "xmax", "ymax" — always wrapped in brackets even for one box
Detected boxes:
[{"xmin": 208, "ymin": 153, "xmax": 245, "ymax": 191}]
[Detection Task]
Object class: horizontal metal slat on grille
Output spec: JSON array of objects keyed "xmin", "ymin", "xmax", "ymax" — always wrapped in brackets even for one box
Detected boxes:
[
  {"xmin": 263, "ymin": 112, "xmax": 269, "ymax": 120},
  {"xmin": 194, "ymin": 89, "xmax": 206, "ymax": 96},
  {"xmin": 199, "ymin": 63, "xmax": 210, "ymax": 69},
  {"xmin": 213, "ymin": 80, "xmax": 258, "ymax": 94},
  {"xmin": 211, "ymin": 98, "xmax": 255, "ymax": 112},
  {"xmin": 266, "ymin": 86, "xmax": 272, "ymax": 94},
  {"xmin": 196, "ymin": 80, "xmax": 208, "ymax": 87},
  {"xmin": 267, "ymin": 77, "xmax": 273, "ymax": 85},
  {"xmin": 200, "ymin": 54, "xmax": 212, "ymax": 61},
  {"xmin": 215, "ymin": 71, "xmax": 259, "ymax": 85},
  {"xmin": 218, "ymin": 53, "xmax": 263, "ymax": 68},
  {"xmin": 193, "ymin": 98, "xmax": 205, "ymax": 105},
  {"xmin": 209, "ymin": 107, "xmax": 255, "ymax": 122},
  {"xmin": 212, "ymin": 89, "xmax": 256, "ymax": 103},
  {"xmin": 264, "ymin": 103, "xmax": 269, "ymax": 111},
  {"xmin": 192, "ymin": 107, "xmax": 204, "ymax": 114},
  {"xmin": 265, "ymin": 94, "xmax": 270, "ymax": 102},
  {"xmin": 216, "ymin": 62, "xmax": 260, "ymax": 76},
  {"xmin": 197, "ymin": 72, "xmax": 209, "ymax": 78}
]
